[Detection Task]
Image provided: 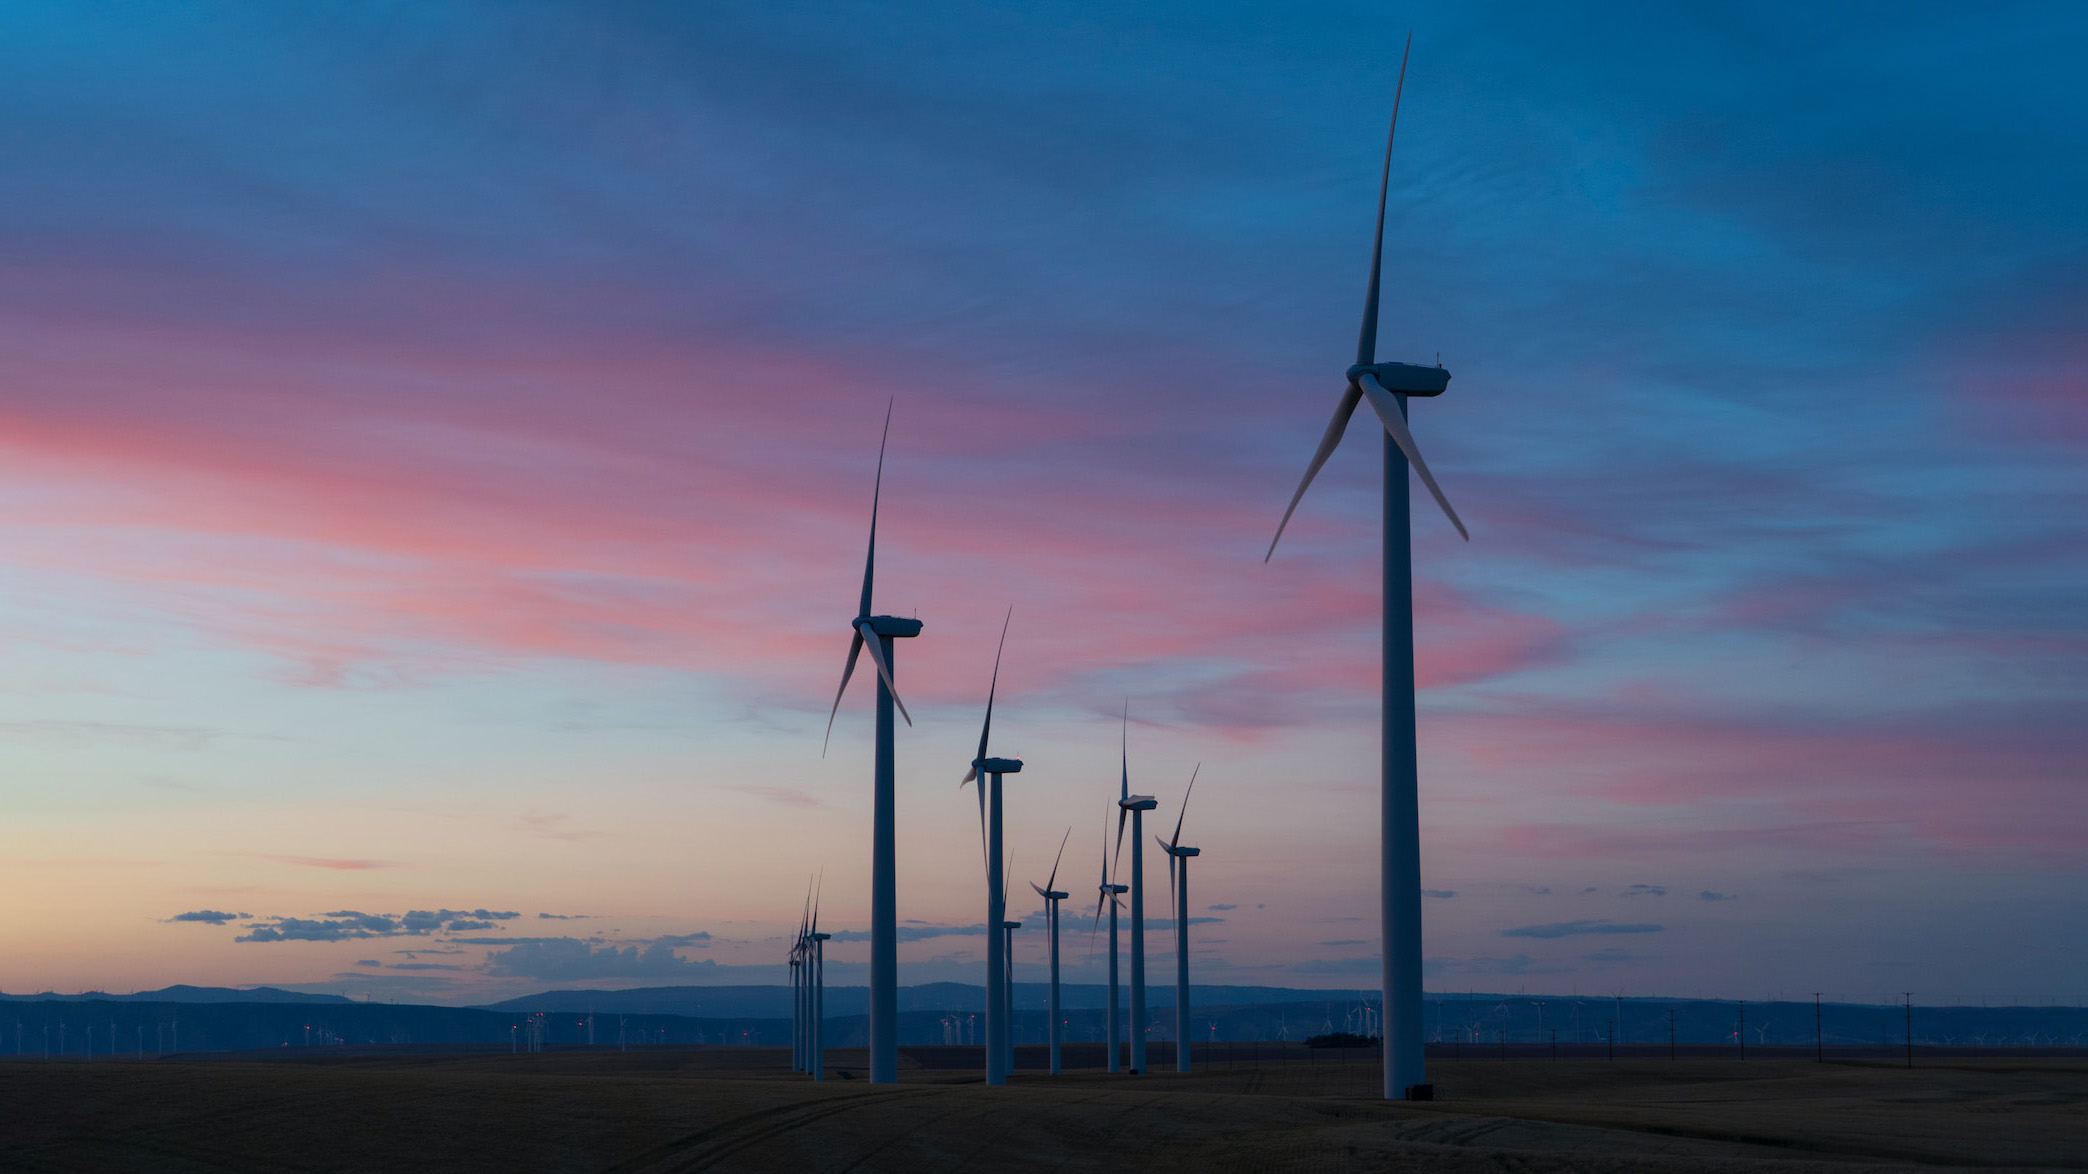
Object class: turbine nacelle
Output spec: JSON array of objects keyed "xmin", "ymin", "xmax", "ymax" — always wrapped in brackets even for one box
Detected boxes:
[
  {"xmin": 1103, "ymin": 883, "xmax": 1128, "ymax": 895},
  {"xmin": 859, "ymin": 616, "xmax": 923, "ymax": 639},
  {"xmin": 810, "ymin": 932, "xmax": 831, "ymax": 942},
  {"xmin": 1347, "ymin": 361, "xmax": 1449, "ymax": 396},
  {"xmin": 974, "ymin": 756, "xmax": 1023, "ymax": 775},
  {"xmin": 1038, "ymin": 889, "xmax": 1070, "ymax": 900},
  {"xmin": 1118, "ymin": 795, "xmax": 1158, "ymax": 812},
  {"xmin": 1001, "ymin": 920, "xmax": 1022, "ymax": 930}
]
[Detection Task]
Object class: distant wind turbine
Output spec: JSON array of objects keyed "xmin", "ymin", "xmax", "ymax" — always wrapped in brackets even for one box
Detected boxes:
[
  {"xmin": 1158, "ymin": 765, "xmax": 1202, "ymax": 1074},
  {"xmin": 1115, "ymin": 707, "xmax": 1159, "ymax": 1073},
  {"xmin": 1262, "ymin": 35, "xmax": 1465, "ymax": 1102},
  {"xmin": 808, "ymin": 885, "xmax": 829, "ymax": 1081},
  {"xmin": 960, "ymin": 610, "xmax": 1021, "ymax": 1086},
  {"xmin": 822, "ymin": 402, "xmax": 922, "ymax": 1085},
  {"xmin": 1090, "ymin": 806, "xmax": 1129, "ymax": 1073},
  {"xmin": 1029, "ymin": 829, "xmax": 1072, "ymax": 1075},
  {"xmin": 790, "ymin": 886, "xmax": 809, "ymax": 1074}
]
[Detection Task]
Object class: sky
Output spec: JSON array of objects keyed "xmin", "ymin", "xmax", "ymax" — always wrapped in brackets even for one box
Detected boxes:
[{"xmin": 0, "ymin": 1, "xmax": 2081, "ymax": 1007}]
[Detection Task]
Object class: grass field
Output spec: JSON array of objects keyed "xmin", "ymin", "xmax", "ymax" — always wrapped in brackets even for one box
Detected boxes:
[{"xmin": 2, "ymin": 1047, "xmax": 2081, "ymax": 1171}]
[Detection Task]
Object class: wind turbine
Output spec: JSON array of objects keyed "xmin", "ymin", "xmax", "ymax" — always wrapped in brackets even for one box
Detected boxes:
[
  {"xmin": 789, "ymin": 889, "xmax": 809, "ymax": 1073},
  {"xmin": 1115, "ymin": 708, "xmax": 1159, "ymax": 1073},
  {"xmin": 1263, "ymin": 35, "xmax": 1466, "ymax": 1102},
  {"xmin": 1090, "ymin": 806, "xmax": 1129, "ymax": 1073},
  {"xmin": 960, "ymin": 610, "xmax": 1021, "ymax": 1086},
  {"xmin": 809, "ymin": 885, "xmax": 829, "ymax": 1081},
  {"xmin": 823, "ymin": 403, "xmax": 922, "ymax": 1085},
  {"xmin": 788, "ymin": 939, "xmax": 801, "ymax": 1071},
  {"xmin": 1158, "ymin": 766, "xmax": 1202, "ymax": 1074},
  {"xmin": 1030, "ymin": 829, "xmax": 1072, "ymax": 1074}
]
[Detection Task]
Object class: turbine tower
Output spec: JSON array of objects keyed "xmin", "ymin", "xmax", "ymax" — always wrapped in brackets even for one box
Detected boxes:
[
  {"xmin": 1000, "ymin": 914, "xmax": 1020, "ymax": 1075},
  {"xmin": 1029, "ymin": 829, "xmax": 1072, "ymax": 1075},
  {"xmin": 824, "ymin": 403, "xmax": 922, "ymax": 1085},
  {"xmin": 960, "ymin": 610, "xmax": 1021, "ymax": 1086},
  {"xmin": 1158, "ymin": 766, "xmax": 1201, "ymax": 1074},
  {"xmin": 1115, "ymin": 712, "xmax": 1158, "ymax": 1073},
  {"xmin": 1090, "ymin": 808, "xmax": 1128, "ymax": 1073},
  {"xmin": 1264, "ymin": 37, "xmax": 1467, "ymax": 1101}
]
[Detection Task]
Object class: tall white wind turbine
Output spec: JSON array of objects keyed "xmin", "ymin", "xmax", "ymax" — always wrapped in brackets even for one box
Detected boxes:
[
  {"xmin": 823, "ymin": 403, "xmax": 922, "ymax": 1084},
  {"xmin": 960, "ymin": 609, "xmax": 1022, "ymax": 1086},
  {"xmin": 1158, "ymin": 766, "xmax": 1202, "ymax": 1074},
  {"xmin": 1114, "ymin": 709, "xmax": 1158, "ymax": 1073},
  {"xmin": 1263, "ymin": 36, "xmax": 1466, "ymax": 1101},
  {"xmin": 1029, "ymin": 829, "xmax": 1072, "ymax": 1075}
]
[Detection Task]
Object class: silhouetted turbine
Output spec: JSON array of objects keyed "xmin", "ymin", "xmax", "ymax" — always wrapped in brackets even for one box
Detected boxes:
[
  {"xmin": 960, "ymin": 609, "xmax": 1021, "ymax": 1086},
  {"xmin": 1029, "ymin": 828, "xmax": 1072, "ymax": 1075},
  {"xmin": 1158, "ymin": 767, "xmax": 1201, "ymax": 1074},
  {"xmin": 822, "ymin": 403, "xmax": 922, "ymax": 1085},
  {"xmin": 1115, "ymin": 707, "xmax": 1158, "ymax": 1073},
  {"xmin": 1263, "ymin": 34, "xmax": 1467, "ymax": 1102}
]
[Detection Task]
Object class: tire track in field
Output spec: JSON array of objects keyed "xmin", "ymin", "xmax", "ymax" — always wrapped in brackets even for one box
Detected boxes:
[{"xmin": 597, "ymin": 1087, "xmax": 931, "ymax": 1173}]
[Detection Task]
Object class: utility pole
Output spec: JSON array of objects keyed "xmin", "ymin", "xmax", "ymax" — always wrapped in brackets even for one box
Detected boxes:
[{"xmin": 1813, "ymin": 993, "xmax": 1822, "ymax": 1063}]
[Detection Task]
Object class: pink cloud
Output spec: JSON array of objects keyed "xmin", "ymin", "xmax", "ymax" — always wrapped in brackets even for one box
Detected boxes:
[{"xmin": 1433, "ymin": 690, "xmax": 2086, "ymax": 859}]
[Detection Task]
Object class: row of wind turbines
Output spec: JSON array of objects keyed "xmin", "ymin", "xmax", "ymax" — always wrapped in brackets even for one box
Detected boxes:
[
  {"xmin": 792, "ymin": 581, "xmax": 1210, "ymax": 1083},
  {"xmin": 800, "ymin": 37, "xmax": 1463, "ymax": 1101}
]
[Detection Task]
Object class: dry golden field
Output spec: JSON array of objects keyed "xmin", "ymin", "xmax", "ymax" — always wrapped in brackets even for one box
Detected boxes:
[{"xmin": 1, "ymin": 1048, "xmax": 2081, "ymax": 1172}]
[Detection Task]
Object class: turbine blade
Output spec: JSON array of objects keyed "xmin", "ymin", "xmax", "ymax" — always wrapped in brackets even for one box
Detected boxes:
[
  {"xmin": 858, "ymin": 400, "xmax": 892, "ymax": 620},
  {"xmin": 1170, "ymin": 764, "xmax": 1199, "ymax": 848},
  {"xmin": 1356, "ymin": 32, "xmax": 1412, "ymax": 369},
  {"xmin": 972, "ymin": 766, "xmax": 987, "ymax": 873},
  {"xmin": 1091, "ymin": 806, "xmax": 1110, "ymax": 936},
  {"xmin": 820, "ymin": 630, "xmax": 866, "ymax": 755},
  {"xmin": 1113, "ymin": 701, "xmax": 1129, "ymax": 875},
  {"xmin": 855, "ymin": 620, "xmax": 913, "ymax": 725},
  {"xmin": 1120, "ymin": 700, "xmax": 1129, "ymax": 802},
  {"xmin": 1030, "ymin": 881, "xmax": 1048, "ymax": 899},
  {"xmin": 974, "ymin": 606, "xmax": 1012, "ymax": 768},
  {"xmin": 1046, "ymin": 826, "xmax": 1070, "ymax": 893},
  {"xmin": 1114, "ymin": 806, "xmax": 1128, "ymax": 880},
  {"xmin": 1358, "ymin": 372, "xmax": 1469, "ymax": 541},
  {"xmin": 1265, "ymin": 384, "xmax": 1364, "ymax": 562}
]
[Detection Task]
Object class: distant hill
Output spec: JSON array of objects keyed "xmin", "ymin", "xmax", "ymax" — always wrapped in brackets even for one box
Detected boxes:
[
  {"xmin": 0, "ymin": 988, "xmax": 2079, "ymax": 1057},
  {"xmin": 0, "ymin": 985, "xmax": 353, "ymax": 1005},
  {"xmin": 480, "ymin": 983, "xmax": 1378, "ymax": 1018}
]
